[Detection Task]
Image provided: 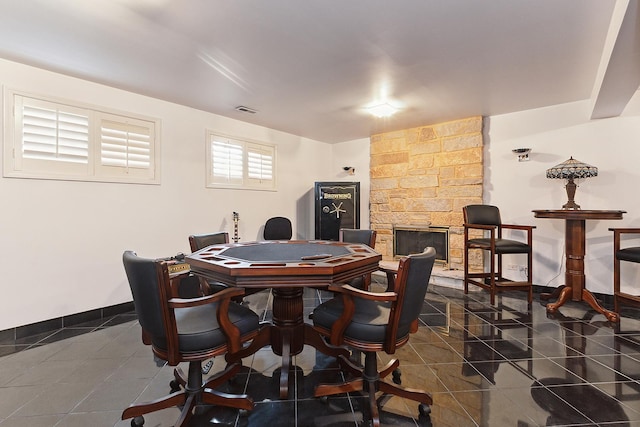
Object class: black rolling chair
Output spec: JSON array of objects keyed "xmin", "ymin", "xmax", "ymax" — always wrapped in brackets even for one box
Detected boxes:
[
  {"xmin": 463, "ymin": 204, "xmax": 534, "ymax": 305},
  {"xmin": 312, "ymin": 248, "xmax": 436, "ymax": 426},
  {"xmin": 339, "ymin": 228, "xmax": 377, "ymax": 290},
  {"xmin": 263, "ymin": 216, "xmax": 293, "ymax": 240},
  {"xmin": 121, "ymin": 251, "xmax": 260, "ymax": 427}
]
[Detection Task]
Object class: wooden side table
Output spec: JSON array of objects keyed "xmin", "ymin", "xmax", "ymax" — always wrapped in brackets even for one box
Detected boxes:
[{"xmin": 533, "ymin": 209, "xmax": 626, "ymax": 322}]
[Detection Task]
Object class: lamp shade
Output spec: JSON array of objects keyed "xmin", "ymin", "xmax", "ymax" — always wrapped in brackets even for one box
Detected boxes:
[{"xmin": 546, "ymin": 157, "xmax": 598, "ymax": 179}]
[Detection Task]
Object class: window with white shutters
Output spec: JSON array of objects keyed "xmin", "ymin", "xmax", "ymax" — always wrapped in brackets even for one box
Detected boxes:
[
  {"xmin": 206, "ymin": 131, "xmax": 276, "ymax": 190},
  {"xmin": 4, "ymin": 90, "xmax": 159, "ymax": 184}
]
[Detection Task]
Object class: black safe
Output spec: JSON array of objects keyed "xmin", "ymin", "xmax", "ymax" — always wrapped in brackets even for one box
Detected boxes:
[{"xmin": 314, "ymin": 182, "xmax": 360, "ymax": 241}]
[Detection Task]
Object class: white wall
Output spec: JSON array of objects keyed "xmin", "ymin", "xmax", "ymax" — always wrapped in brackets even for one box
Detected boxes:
[
  {"xmin": 0, "ymin": 59, "xmax": 343, "ymax": 330},
  {"xmin": 5, "ymin": 53, "xmax": 637, "ymax": 330},
  {"xmin": 331, "ymin": 138, "xmax": 371, "ymax": 229},
  {"xmin": 486, "ymin": 97, "xmax": 640, "ymax": 295}
]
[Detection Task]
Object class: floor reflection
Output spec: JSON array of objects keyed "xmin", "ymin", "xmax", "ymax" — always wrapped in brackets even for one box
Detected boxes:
[{"xmin": 3, "ymin": 284, "xmax": 640, "ymax": 426}]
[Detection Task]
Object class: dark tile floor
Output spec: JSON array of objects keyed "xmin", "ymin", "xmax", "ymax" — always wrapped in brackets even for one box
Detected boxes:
[{"xmin": 2, "ymin": 282, "xmax": 640, "ymax": 427}]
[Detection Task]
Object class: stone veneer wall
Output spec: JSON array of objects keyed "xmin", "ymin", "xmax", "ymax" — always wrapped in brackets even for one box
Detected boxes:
[{"xmin": 369, "ymin": 116, "xmax": 484, "ymax": 270}]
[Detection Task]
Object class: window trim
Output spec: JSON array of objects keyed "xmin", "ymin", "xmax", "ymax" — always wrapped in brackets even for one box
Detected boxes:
[
  {"xmin": 206, "ymin": 131, "xmax": 277, "ymax": 191},
  {"xmin": 3, "ymin": 88, "xmax": 161, "ymax": 185}
]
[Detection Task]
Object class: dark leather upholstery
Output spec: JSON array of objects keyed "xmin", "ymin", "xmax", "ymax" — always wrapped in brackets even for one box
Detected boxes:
[
  {"xmin": 463, "ymin": 204, "xmax": 534, "ymax": 305},
  {"xmin": 339, "ymin": 228, "xmax": 376, "ymax": 246},
  {"xmin": 339, "ymin": 228, "xmax": 377, "ymax": 290},
  {"xmin": 121, "ymin": 251, "xmax": 259, "ymax": 426},
  {"xmin": 617, "ymin": 247, "xmax": 640, "ymax": 263},
  {"xmin": 611, "ymin": 228, "xmax": 640, "ymax": 318},
  {"xmin": 189, "ymin": 231, "xmax": 229, "ymax": 250},
  {"xmin": 188, "ymin": 232, "xmax": 231, "ymax": 296},
  {"xmin": 263, "ymin": 216, "xmax": 293, "ymax": 240},
  {"xmin": 312, "ymin": 248, "xmax": 436, "ymax": 425}
]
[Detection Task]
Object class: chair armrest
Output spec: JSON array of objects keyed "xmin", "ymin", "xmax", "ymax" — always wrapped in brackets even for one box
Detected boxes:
[
  {"xmin": 168, "ymin": 286, "xmax": 245, "ymax": 308},
  {"xmin": 327, "ymin": 283, "xmax": 397, "ymax": 302},
  {"xmin": 464, "ymin": 223, "xmax": 497, "ymax": 230},
  {"xmin": 609, "ymin": 228, "xmax": 640, "ymax": 234},
  {"xmin": 502, "ymin": 224, "xmax": 536, "ymax": 231},
  {"xmin": 324, "ymin": 284, "xmax": 397, "ymax": 345}
]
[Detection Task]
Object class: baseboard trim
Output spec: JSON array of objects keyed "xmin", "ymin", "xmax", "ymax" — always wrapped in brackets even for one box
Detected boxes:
[{"xmin": 0, "ymin": 301, "xmax": 135, "ymax": 342}]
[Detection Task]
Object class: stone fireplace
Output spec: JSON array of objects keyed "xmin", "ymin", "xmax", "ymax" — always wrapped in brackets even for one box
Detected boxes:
[{"xmin": 369, "ymin": 116, "xmax": 483, "ymax": 271}]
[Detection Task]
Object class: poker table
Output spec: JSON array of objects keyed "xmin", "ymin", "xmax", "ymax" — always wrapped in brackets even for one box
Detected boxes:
[{"xmin": 186, "ymin": 239, "xmax": 381, "ymax": 398}]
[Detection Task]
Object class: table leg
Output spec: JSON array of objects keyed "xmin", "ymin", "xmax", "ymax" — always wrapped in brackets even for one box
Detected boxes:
[
  {"xmin": 581, "ymin": 289, "xmax": 619, "ymax": 322},
  {"xmin": 540, "ymin": 285, "xmax": 564, "ymax": 302},
  {"xmin": 544, "ymin": 286, "xmax": 572, "ymax": 313}
]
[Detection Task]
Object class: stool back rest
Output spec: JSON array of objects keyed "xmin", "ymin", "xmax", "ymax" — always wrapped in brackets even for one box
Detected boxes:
[{"xmin": 464, "ymin": 204, "xmax": 502, "ymax": 226}]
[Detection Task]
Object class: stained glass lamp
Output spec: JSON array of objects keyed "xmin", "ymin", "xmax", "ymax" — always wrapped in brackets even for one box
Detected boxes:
[{"xmin": 546, "ymin": 157, "xmax": 598, "ymax": 210}]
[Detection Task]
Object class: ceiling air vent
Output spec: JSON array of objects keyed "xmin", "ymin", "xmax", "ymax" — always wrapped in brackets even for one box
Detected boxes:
[{"xmin": 235, "ymin": 106, "xmax": 257, "ymax": 114}]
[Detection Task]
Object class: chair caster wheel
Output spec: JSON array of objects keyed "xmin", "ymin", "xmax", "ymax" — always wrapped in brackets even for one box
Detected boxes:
[
  {"xmin": 319, "ymin": 396, "xmax": 329, "ymax": 403},
  {"xmin": 170, "ymin": 379, "xmax": 181, "ymax": 392},
  {"xmin": 419, "ymin": 403, "xmax": 431, "ymax": 416},
  {"xmin": 131, "ymin": 415, "xmax": 144, "ymax": 426},
  {"xmin": 392, "ymin": 368, "xmax": 402, "ymax": 384}
]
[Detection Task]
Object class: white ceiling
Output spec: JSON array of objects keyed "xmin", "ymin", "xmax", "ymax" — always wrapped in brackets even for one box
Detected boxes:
[{"xmin": 0, "ymin": 0, "xmax": 637, "ymax": 143}]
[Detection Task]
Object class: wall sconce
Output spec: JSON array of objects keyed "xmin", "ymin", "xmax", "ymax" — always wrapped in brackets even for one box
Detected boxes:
[
  {"xmin": 512, "ymin": 148, "xmax": 531, "ymax": 161},
  {"xmin": 343, "ymin": 166, "xmax": 355, "ymax": 175}
]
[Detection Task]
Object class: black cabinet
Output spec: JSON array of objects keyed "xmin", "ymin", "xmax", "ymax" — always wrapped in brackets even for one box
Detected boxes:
[{"xmin": 314, "ymin": 182, "xmax": 360, "ymax": 240}]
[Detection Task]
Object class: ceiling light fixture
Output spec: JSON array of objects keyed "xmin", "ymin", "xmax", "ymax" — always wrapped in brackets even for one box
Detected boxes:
[{"xmin": 366, "ymin": 102, "xmax": 399, "ymax": 118}]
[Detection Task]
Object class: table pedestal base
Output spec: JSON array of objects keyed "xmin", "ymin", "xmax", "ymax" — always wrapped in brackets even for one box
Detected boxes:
[
  {"xmin": 227, "ymin": 288, "xmax": 350, "ymax": 399},
  {"xmin": 541, "ymin": 285, "xmax": 619, "ymax": 322}
]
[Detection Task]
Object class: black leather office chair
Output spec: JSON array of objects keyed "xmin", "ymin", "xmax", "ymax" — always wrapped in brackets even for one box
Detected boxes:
[
  {"xmin": 463, "ymin": 204, "xmax": 534, "ymax": 305},
  {"xmin": 263, "ymin": 216, "xmax": 293, "ymax": 240},
  {"xmin": 339, "ymin": 228, "xmax": 377, "ymax": 290},
  {"xmin": 312, "ymin": 248, "xmax": 436, "ymax": 426},
  {"xmin": 610, "ymin": 228, "xmax": 640, "ymax": 319},
  {"xmin": 122, "ymin": 251, "xmax": 260, "ymax": 427}
]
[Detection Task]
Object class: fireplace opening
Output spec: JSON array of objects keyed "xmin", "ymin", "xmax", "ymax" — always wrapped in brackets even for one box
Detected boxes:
[{"xmin": 393, "ymin": 225, "xmax": 449, "ymax": 267}]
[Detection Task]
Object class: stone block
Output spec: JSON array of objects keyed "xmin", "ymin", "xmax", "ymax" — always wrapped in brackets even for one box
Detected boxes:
[
  {"xmin": 408, "ymin": 198, "xmax": 452, "ymax": 212},
  {"xmin": 442, "ymin": 134, "xmax": 482, "ymax": 152},
  {"xmin": 408, "ymin": 153, "xmax": 435, "ymax": 170},
  {"xmin": 433, "ymin": 116, "xmax": 483, "ymax": 137},
  {"xmin": 434, "ymin": 147, "xmax": 482, "ymax": 167},
  {"xmin": 437, "ymin": 185, "xmax": 483, "ymax": 198},
  {"xmin": 455, "ymin": 164, "xmax": 483, "ymax": 178},
  {"xmin": 370, "ymin": 177, "xmax": 398, "ymax": 190},
  {"xmin": 389, "ymin": 198, "xmax": 407, "ymax": 212},
  {"xmin": 399, "ymin": 175, "xmax": 439, "ymax": 188},
  {"xmin": 371, "ymin": 152, "xmax": 410, "ymax": 166},
  {"xmin": 409, "ymin": 141, "xmax": 441, "ymax": 155},
  {"xmin": 440, "ymin": 177, "xmax": 483, "ymax": 186},
  {"xmin": 370, "ymin": 163, "xmax": 408, "ymax": 178},
  {"xmin": 419, "ymin": 126, "xmax": 438, "ymax": 141},
  {"xmin": 406, "ymin": 187, "xmax": 437, "ymax": 198}
]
